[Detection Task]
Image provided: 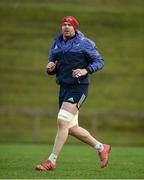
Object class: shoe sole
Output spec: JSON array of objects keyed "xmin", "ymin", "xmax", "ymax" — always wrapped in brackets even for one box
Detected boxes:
[
  {"xmin": 101, "ymin": 145, "xmax": 111, "ymax": 168},
  {"xmin": 35, "ymin": 166, "xmax": 56, "ymax": 171}
]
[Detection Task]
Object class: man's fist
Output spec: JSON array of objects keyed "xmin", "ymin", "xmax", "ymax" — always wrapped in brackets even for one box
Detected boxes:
[{"xmin": 46, "ymin": 61, "xmax": 57, "ymax": 75}]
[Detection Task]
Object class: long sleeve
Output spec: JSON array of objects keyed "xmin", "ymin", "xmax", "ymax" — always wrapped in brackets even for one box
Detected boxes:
[
  {"xmin": 48, "ymin": 42, "xmax": 56, "ymax": 62},
  {"xmin": 83, "ymin": 38, "xmax": 104, "ymax": 74}
]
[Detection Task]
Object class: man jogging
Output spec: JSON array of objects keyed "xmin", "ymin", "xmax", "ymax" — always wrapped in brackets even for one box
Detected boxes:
[{"xmin": 35, "ymin": 16, "xmax": 111, "ymax": 171}]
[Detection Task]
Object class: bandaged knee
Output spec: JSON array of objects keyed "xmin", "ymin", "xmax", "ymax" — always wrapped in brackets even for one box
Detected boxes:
[
  {"xmin": 69, "ymin": 111, "xmax": 79, "ymax": 128},
  {"xmin": 57, "ymin": 109, "xmax": 74, "ymax": 122}
]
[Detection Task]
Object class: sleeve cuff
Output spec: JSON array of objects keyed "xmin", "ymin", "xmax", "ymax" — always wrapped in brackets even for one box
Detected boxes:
[{"xmin": 86, "ymin": 67, "xmax": 92, "ymax": 74}]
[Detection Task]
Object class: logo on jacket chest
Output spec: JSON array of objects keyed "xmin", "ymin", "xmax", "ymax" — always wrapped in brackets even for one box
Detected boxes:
[
  {"xmin": 54, "ymin": 45, "xmax": 58, "ymax": 49},
  {"xmin": 73, "ymin": 43, "xmax": 80, "ymax": 48}
]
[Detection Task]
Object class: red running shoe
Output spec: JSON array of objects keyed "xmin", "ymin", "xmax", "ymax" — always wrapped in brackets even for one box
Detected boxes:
[
  {"xmin": 98, "ymin": 144, "xmax": 111, "ymax": 168},
  {"xmin": 35, "ymin": 160, "xmax": 56, "ymax": 171}
]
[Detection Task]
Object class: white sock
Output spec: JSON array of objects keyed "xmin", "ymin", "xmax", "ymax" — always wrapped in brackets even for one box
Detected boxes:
[
  {"xmin": 48, "ymin": 153, "xmax": 57, "ymax": 164},
  {"xmin": 94, "ymin": 142, "xmax": 104, "ymax": 152}
]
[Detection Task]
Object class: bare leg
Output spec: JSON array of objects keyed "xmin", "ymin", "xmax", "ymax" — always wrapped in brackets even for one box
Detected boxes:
[
  {"xmin": 52, "ymin": 102, "xmax": 78, "ymax": 157},
  {"xmin": 52, "ymin": 120, "xmax": 69, "ymax": 156},
  {"xmin": 69, "ymin": 125, "xmax": 99, "ymax": 147}
]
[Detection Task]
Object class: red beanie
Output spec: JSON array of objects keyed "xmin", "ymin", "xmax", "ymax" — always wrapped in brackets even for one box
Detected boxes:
[{"xmin": 62, "ymin": 16, "xmax": 79, "ymax": 29}]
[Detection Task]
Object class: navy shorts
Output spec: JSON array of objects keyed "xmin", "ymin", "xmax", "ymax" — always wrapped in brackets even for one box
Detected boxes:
[{"xmin": 59, "ymin": 84, "xmax": 88, "ymax": 109}]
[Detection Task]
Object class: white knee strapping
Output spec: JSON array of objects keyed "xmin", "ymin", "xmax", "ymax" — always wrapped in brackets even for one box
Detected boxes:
[
  {"xmin": 57, "ymin": 109, "xmax": 74, "ymax": 122},
  {"xmin": 69, "ymin": 111, "xmax": 79, "ymax": 128}
]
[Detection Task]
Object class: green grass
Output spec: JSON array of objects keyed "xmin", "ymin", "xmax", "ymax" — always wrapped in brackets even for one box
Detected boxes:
[{"xmin": 0, "ymin": 144, "xmax": 144, "ymax": 179}]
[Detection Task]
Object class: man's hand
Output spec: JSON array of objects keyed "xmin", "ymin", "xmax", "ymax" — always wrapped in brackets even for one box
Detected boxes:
[
  {"xmin": 46, "ymin": 61, "xmax": 57, "ymax": 75},
  {"xmin": 72, "ymin": 68, "xmax": 88, "ymax": 78},
  {"xmin": 46, "ymin": 62, "xmax": 57, "ymax": 72}
]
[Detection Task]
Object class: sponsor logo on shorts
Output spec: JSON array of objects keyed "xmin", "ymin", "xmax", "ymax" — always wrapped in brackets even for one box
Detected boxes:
[{"xmin": 68, "ymin": 97, "xmax": 74, "ymax": 102}]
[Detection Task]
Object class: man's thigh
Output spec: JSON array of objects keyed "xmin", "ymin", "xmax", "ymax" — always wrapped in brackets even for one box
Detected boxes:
[{"xmin": 61, "ymin": 102, "xmax": 78, "ymax": 114}]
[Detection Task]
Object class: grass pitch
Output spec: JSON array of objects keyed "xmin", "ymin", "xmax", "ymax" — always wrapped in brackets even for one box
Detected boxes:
[{"xmin": 0, "ymin": 144, "xmax": 143, "ymax": 179}]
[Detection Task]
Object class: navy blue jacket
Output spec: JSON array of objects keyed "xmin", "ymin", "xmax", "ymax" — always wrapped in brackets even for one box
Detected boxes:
[{"xmin": 48, "ymin": 31, "xmax": 104, "ymax": 85}]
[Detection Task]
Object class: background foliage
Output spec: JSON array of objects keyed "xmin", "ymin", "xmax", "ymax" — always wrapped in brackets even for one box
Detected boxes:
[{"xmin": 0, "ymin": 0, "xmax": 144, "ymax": 145}]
